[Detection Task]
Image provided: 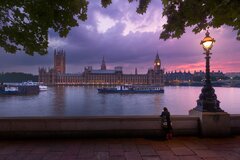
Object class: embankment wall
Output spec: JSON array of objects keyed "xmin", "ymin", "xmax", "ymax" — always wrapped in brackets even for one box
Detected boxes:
[{"xmin": 0, "ymin": 115, "xmax": 238, "ymax": 137}]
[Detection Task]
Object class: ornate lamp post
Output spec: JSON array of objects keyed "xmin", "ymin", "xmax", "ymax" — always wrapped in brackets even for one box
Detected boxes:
[
  {"xmin": 194, "ymin": 31, "xmax": 223, "ymax": 112},
  {"xmin": 189, "ymin": 31, "xmax": 230, "ymax": 137}
]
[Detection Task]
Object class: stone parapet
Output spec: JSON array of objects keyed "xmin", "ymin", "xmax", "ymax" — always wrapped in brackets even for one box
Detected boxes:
[
  {"xmin": 230, "ymin": 114, "xmax": 240, "ymax": 134},
  {"xmin": 189, "ymin": 110, "xmax": 231, "ymax": 137},
  {"xmin": 0, "ymin": 115, "xmax": 239, "ymax": 138},
  {"xmin": 0, "ymin": 116, "xmax": 199, "ymax": 138}
]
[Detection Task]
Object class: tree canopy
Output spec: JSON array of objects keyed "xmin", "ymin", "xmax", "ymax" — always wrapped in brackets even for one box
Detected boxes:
[
  {"xmin": 159, "ymin": 0, "xmax": 240, "ymax": 40},
  {"xmin": 0, "ymin": 0, "xmax": 88, "ymax": 55},
  {"xmin": 0, "ymin": 0, "xmax": 239, "ymax": 55}
]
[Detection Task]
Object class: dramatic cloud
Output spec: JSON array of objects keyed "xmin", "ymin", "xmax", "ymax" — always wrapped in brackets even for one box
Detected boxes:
[{"xmin": 0, "ymin": 0, "xmax": 239, "ymax": 74}]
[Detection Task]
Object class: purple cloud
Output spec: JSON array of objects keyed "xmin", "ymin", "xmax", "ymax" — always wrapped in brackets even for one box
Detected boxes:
[{"xmin": 0, "ymin": 0, "xmax": 239, "ymax": 74}]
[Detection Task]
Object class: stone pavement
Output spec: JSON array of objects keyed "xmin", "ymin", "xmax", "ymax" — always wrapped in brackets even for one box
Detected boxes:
[{"xmin": 0, "ymin": 136, "xmax": 240, "ymax": 160}]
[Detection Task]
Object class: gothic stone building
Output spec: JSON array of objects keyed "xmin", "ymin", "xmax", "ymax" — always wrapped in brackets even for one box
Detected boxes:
[{"xmin": 39, "ymin": 50, "xmax": 164, "ymax": 86}]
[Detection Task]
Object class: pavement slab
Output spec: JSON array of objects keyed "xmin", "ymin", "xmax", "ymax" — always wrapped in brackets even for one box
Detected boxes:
[
  {"xmin": 123, "ymin": 144, "xmax": 138, "ymax": 152},
  {"xmin": 125, "ymin": 152, "xmax": 142, "ymax": 160},
  {"xmin": 157, "ymin": 150, "xmax": 180, "ymax": 160},
  {"xmin": 95, "ymin": 152, "xmax": 109, "ymax": 160},
  {"xmin": 0, "ymin": 146, "xmax": 17, "ymax": 155},
  {"xmin": 151, "ymin": 142, "xmax": 170, "ymax": 151},
  {"xmin": 109, "ymin": 155, "xmax": 125, "ymax": 160},
  {"xmin": 183, "ymin": 142, "xmax": 208, "ymax": 150},
  {"xmin": 171, "ymin": 147, "xmax": 195, "ymax": 156},
  {"xmin": 142, "ymin": 156, "xmax": 161, "ymax": 160},
  {"xmin": 218, "ymin": 150, "xmax": 240, "ymax": 160},
  {"xmin": 137, "ymin": 144, "xmax": 158, "ymax": 156},
  {"xmin": 0, "ymin": 155, "xmax": 8, "ymax": 160},
  {"xmin": 24, "ymin": 154, "xmax": 44, "ymax": 160},
  {"xmin": 193, "ymin": 149, "xmax": 221, "ymax": 158},
  {"xmin": 42, "ymin": 152, "xmax": 63, "ymax": 160},
  {"xmin": 0, "ymin": 136, "xmax": 238, "ymax": 160},
  {"xmin": 94, "ymin": 143, "xmax": 108, "ymax": 152},
  {"xmin": 178, "ymin": 156, "xmax": 202, "ymax": 160}
]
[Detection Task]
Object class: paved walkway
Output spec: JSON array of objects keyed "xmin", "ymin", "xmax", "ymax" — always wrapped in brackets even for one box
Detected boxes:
[{"xmin": 0, "ymin": 136, "xmax": 240, "ymax": 160}]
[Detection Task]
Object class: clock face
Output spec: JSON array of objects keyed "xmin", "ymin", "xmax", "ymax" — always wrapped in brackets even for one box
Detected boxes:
[{"xmin": 157, "ymin": 62, "xmax": 160, "ymax": 66}]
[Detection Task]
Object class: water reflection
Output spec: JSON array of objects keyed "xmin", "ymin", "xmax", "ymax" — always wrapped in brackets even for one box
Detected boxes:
[
  {"xmin": 51, "ymin": 86, "xmax": 66, "ymax": 115},
  {"xmin": 0, "ymin": 86, "xmax": 239, "ymax": 117}
]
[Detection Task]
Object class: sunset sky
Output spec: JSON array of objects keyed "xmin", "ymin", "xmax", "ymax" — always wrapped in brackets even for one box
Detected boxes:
[{"xmin": 0, "ymin": 0, "xmax": 240, "ymax": 74}]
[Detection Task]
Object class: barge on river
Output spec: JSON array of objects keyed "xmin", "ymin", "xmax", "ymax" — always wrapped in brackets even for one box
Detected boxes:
[
  {"xmin": 98, "ymin": 85, "xmax": 164, "ymax": 94},
  {"xmin": 0, "ymin": 83, "xmax": 40, "ymax": 95}
]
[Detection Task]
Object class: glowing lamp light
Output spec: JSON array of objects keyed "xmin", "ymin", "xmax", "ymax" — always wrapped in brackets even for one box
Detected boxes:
[{"xmin": 200, "ymin": 30, "xmax": 215, "ymax": 51}]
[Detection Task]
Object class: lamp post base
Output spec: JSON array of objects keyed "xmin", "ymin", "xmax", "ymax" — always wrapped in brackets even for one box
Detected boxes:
[
  {"xmin": 189, "ymin": 109, "xmax": 231, "ymax": 137},
  {"xmin": 194, "ymin": 99, "xmax": 223, "ymax": 112},
  {"xmin": 195, "ymin": 83, "xmax": 224, "ymax": 112}
]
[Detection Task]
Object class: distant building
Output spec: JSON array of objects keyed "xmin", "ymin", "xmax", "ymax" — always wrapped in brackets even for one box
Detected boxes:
[
  {"xmin": 165, "ymin": 70, "xmax": 192, "ymax": 82},
  {"xmin": 165, "ymin": 70, "xmax": 226, "ymax": 83},
  {"xmin": 225, "ymin": 72, "xmax": 240, "ymax": 78},
  {"xmin": 210, "ymin": 70, "xmax": 225, "ymax": 80},
  {"xmin": 39, "ymin": 50, "xmax": 164, "ymax": 86},
  {"xmin": 54, "ymin": 50, "xmax": 65, "ymax": 74}
]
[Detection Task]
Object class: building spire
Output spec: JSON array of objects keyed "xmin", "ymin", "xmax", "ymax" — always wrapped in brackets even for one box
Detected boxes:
[
  {"xmin": 154, "ymin": 51, "xmax": 161, "ymax": 71},
  {"xmin": 101, "ymin": 56, "xmax": 106, "ymax": 70},
  {"xmin": 156, "ymin": 51, "xmax": 160, "ymax": 60}
]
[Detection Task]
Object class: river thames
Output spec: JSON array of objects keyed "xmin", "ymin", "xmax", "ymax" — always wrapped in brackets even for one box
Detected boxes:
[{"xmin": 0, "ymin": 86, "xmax": 239, "ymax": 117}]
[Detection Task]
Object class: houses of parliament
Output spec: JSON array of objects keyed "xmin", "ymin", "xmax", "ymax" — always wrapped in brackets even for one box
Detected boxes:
[{"xmin": 38, "ymin": 50, "xmax": 164, "ymax": 86}]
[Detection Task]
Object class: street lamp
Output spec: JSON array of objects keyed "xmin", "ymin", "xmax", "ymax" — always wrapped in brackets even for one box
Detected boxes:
[{"xmin": 195, "ymin": 31, "xmax": 223, "ymax": 112}]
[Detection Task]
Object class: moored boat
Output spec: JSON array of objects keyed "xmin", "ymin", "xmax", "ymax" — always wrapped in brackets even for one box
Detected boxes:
[
  {"xmin": 0, "ymin": 86, "xmax": 19, "ymax": 95},
  {"xmin": 98, "ymin": 85, "xmax": 164, "ymax": 93},
  {"xmin": 0, "ymin": 83, "xmax": 40, "ymax": 95},
  {"xmin": 23, "ymin": 81, "xmax": 48, "ymax": 91},
  {"xmin": 39, "ymin": 85, "xmax": 48, "ymax": 91}
]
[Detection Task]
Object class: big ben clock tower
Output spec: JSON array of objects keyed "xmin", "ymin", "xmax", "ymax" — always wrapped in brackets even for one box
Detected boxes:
[{"xmin": 154, "ymin": 53, "xmax": 161, "ymax": 71}]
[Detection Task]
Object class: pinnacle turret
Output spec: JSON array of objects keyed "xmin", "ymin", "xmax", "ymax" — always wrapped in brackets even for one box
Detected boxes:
[{"xmin": 101, "ymin": 56, "xmax": 106, "ymax": 70}]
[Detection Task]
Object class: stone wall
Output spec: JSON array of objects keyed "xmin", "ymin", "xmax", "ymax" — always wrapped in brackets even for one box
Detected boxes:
[
  {"xmin": 230, "ymin": 114, "xmax": 240, "ymax": 134},
  {"xmin": 0, "ymin": 116, "xmax": 198, "ymax": 138},
  {"xmin": 0, "ymin": 115, "xmax": 238, "ymax": 138}
]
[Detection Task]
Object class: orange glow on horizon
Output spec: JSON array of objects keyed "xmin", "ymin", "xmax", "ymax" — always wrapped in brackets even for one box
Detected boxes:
[{"xmin": 165, "ymin": 60, "xmax": 240, "ymax": 73}]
